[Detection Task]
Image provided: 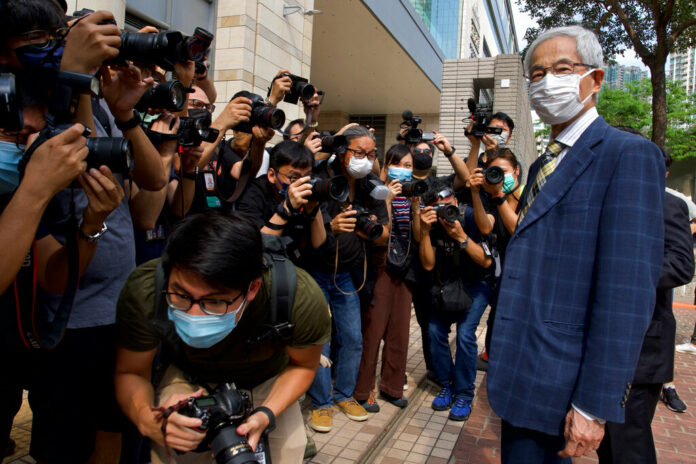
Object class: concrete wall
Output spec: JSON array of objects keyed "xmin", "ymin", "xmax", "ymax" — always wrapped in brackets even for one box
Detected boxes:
[{"xmin": 437, "ymin": 54, "xmax": 536, "ymax": 181}]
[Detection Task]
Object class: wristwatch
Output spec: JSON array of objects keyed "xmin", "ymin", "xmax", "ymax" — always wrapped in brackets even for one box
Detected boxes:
[
  {"xmin": 458, "ymin": 236, "xmax": 469, "ymax": 250},
  {"xmin": 182, "ymin": 167, "xmax": 198, "ymax": 180},
  {"xmin": 114, "ymin": 110, "xmax": 142, "ymax": 132},
  {"xmin": 491, "ymin": 194, "xmax": 506, "ymax": 206},
  {"xmin": 444, "ymin": 146, "xmax": 456, "ymax": 158},
  {"xmin": 78, "ymin": 222, "xmax": 108, "ymax": 243},
  {"xmin": 252, "ymin": 406, "xmax": 276, "ymax": 435}
]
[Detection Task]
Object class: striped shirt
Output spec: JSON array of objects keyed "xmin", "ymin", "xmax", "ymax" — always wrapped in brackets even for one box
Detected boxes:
[{"xmin": 391, "ymin": 196, "xmax": 411, "ymax": 239}]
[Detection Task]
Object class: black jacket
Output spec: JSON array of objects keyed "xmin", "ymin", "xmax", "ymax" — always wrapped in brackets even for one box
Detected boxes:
[{"xmin": 633, "ymin": 191, "xmax": 694, "ymax": 384}]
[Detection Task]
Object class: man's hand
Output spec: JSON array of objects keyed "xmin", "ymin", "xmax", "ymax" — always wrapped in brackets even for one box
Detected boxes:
[
  {"xmin": 151, "ymin": 389, "xmax": 206, "ymax": 452},
  {"xmin": 79, "ymin": 167, "xmax": 125, "ymax": 231},
  {"xmin": 101, "ymin": 64, "xmax": 155, "ymax": 122},
  {"xmin": 268, "ymin": 70, "xmax": 292, "ymax": 106},
  {"xmin": 149, "ymin": 112, "xmax": 180, "ymax": 155},
  {"xmin": 236, "ymin": 410, "xmax": 271, "ymax": 452},
  {"xmin": 302, "ymin": 91, "xmax": 321, "ymax": 123},
  {"xmin": 432, "ymin": 130, "xmax": 453, "ymax": 155},
  {"xmin": 180, "ymin": 146, "xmax": 204, "ymax": 174},
  {"xmin": 469, "ymin": 168, "xmax": 503, "ymax": 196},
  {"xmin": 24, "ymin": 124, "xmax": 89, "ymax": 200},
  {"xmin": 174, "ymin": 61, "xmax": 195, "ymax": 89},
  {"xmin": 330, "ymin": 208, "xmax": 357, "ymax": 235},
  {"xmin": 251, "ymin": 125, "xmax": 275, "ymax": 143},
  {"xmin": 558, "ymin": 408, "xmax": 605, "ymax": 458},
  {"xmin": 481, "ymin": 134, "xmax": 498, "ymax": 150},
  {"xmin": 336, "ymin": 122, "xmax": 359, "ymax": 136},
  {"xmin": 61, "ymin": 10, "xmax": 121, "ymax": 74},
  {"xmin": 304, "ymin": 132, "xmax": 322, "ymax": 155},
  {"xmin": 420, "ymin": 206, "xmax": 437, "ymax": 234},
  {"xmin": 465, "ymin": 120, "xmax": 482, "ymax": 146},
  {"xmin": 387, "ymin": 179, "xmax": 402, "ymax": 202},
  {"xmin": 215, "ymin": 97, "xmax": 252, "ymax": 131},
  {"xmin": 286, "ymin": 176, "xmax": 312, "ymax": 211},
  {"xmin": 439, "ymin": 216, "xmax": 466, "ymax": 242}
]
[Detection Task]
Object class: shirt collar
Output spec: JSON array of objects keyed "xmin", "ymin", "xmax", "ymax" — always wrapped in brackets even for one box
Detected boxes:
[{"xmin": 553, "ymin": 107, "xmax": 599, "ymax": 148}]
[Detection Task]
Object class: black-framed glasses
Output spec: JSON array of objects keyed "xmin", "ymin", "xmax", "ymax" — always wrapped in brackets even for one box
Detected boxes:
[
  {"xmin": 273, "ymin": 168, "xmax": 304, "ymax": 184},
  {"xmin": 164, "ymin": 290, "xmax": 246, "ymax": 316},
  {"xmin": 413, "ymin": 148, "xmax": 432, "ymax": 155},
  {"xmin": 346, "ymin": 147, "xmax": 377, "ymax": 161},
  {"xmin": 527, "ymin": 60, "xmax": 594, "ymax": 83},
  {"xmin": 189, "ymin": 99, "xmax": 215, "ymax": 112}
]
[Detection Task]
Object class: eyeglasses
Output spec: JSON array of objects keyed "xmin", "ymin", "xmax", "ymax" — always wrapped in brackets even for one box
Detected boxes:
[
  {"xmin": 274, "ymin": 168, "xmax": 305, "ymax": 184},
  {"xmin": 189, "ymin": 99, "xmax": 215, "ymax": 112},
  {"xmin": 413, "ymin": 148, "xmax": 432, "ymax": 155},
  {"xmin": 164, "ymin": 290, "xmax": 246, "ymax": 316},
  {"xmin": 346, "ymin": 147, "xmax": 377, "ymax": 161},
  {"xmin": 14, "ymin": 28, "xmax": 69, "ymax": 48},
  {"xmin": 527, "ymin": 60, "xmax": 594, "ymax": 83}
]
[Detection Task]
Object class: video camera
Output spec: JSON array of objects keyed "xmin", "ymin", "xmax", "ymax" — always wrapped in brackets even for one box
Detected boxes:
[
  {"xmin": 0, "ymin": 73, "xmax": 23, "ymax": 132},
  {"xmin": 352, "ymin": 205, "xmax": 383, "ymax": 242},
  {"xmin": 179, "ymin": 383, "xmax": 268, "ymax": 464},
  {"xmin": 178, "ymin": 108, "xmax": 220, "ymax": 147},
  {"xmin": 400, "ymin": 110, "xmax": 435, "ymax": 144},
  {"xmin": 135, "ymin": 80, "xmax": 188, "ymax": 113},
  {"xmin": 308, "ymin": 175, "xmax": 349, "ymax": 202},
  {"xmin": 232, "ymin": 91, "xmax": 285, "ymax": 134},
  {"xmin": 464, "ymin": 98, "xmax": 503, "ymax": 138}
]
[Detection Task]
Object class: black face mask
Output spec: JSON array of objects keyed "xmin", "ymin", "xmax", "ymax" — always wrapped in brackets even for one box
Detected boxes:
[{"xmin": 413, "ymin": 153, "xmax": 433, "ymax": 170}]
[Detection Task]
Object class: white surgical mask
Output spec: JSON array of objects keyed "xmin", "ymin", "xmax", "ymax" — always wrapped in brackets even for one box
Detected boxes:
[
  {"xmin": 346, "ymin": 156, "xmax": 373, "ymax": 179},
  {"xmin": 492, "ymin": 131, "xmax": 509, "ymax": 148},
  {"xmin": 529, "ymin": 69, "xmax": 596, "ymax": 125}
]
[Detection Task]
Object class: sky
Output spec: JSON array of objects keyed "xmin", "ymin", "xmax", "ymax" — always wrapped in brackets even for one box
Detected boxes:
[{"xmin": 510, "ymin": 2, "xmax": 649, "ymax": 70}]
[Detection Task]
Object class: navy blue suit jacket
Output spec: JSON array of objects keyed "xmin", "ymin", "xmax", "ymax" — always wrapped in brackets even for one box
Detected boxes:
[{"xmin": 487, "ymin": 116, "xmax": 665, "ymax": 436}]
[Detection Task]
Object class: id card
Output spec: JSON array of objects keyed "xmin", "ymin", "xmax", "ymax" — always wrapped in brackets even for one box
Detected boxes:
[{"xmin": 204, "ymin": 172, "xmax": 215, "ymax": 191}]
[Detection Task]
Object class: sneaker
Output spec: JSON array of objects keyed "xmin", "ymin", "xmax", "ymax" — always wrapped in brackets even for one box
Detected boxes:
[
  {"xmin": 309, "ymin": 407, "xmax": 333, "ymax": 432},
  {"xmin": 380, "ymin": 390, "xmax": 408, "ymax": 408},
  {"xmin": 676, "ymin": 342, "xmax": 696, "ymax": 355},
  {"xmin": 304, "ymin": 434, "xmax": 317, "ymax": 459},
  {"xmin": 662, "ymin": 387, "xmax": 687, "ymax": 413},
  {"xmin": 335, "ymin": 398, "xmax": 368, "ymax": 421},
  {"xmin": 449, "ymin": 395, "xmax": 472, "ymax": 421},
  {"xmin": 403, "ymin": 375, "xmax": 409, "ymax": 391},
  {"xmin": 432, "ymin": 383, "xmax": 454, "ymax": 411},
  {"xmin": 359, "ymin": 392, "xmax": 380, "ymax": 413}
]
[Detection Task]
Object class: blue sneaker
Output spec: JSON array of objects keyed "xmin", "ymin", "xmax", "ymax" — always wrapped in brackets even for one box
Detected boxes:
[
  {"xmin": 431, "ymin": 382, "xmax": 453, "ymax": 411},
  {"xmin": 449, "ymin": 395, "xmax": 472, "ymax": 421}
]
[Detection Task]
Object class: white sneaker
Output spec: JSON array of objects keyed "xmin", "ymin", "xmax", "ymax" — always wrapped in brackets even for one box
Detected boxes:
[{"xmin": 675, "ymin": 342, "xmax": 696, "ymax": 354}]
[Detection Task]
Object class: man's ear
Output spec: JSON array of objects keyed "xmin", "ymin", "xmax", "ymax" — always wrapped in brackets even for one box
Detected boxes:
[
  {"xmin": 246, "ymin": 277, "xmax": 263, "ymax": 302},
  {"xmin": 267, "ymin": 168, "xmax": 276, "ymax": 185}
]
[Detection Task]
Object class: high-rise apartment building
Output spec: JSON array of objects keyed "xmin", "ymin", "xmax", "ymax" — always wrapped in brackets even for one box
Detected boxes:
[
  {"xmin": 408, "ymin": 0, "xmax": 464, "ymax": 59},
  {"xmin": 669, "ymin": 48, "xmax": 696, "ymax": 94},
  {"xmin": 603, "ymin": 63, "xmax": 649, "ymax": 90}
]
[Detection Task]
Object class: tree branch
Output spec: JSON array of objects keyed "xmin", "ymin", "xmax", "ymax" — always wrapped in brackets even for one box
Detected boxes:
[
  {"xmin": 663, "ymin": 0, "xmax": 676, "ymax": 24},
  {"xmin": 670, "ymin": 18, "xmax": 696, "ymax": 44},
  {"xmin": 604, "ymin": 0, "xmax": 652, "ymax": 59}
]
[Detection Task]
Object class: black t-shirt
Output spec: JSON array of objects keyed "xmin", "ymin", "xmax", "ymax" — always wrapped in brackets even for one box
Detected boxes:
[
  {"xmin": 315, "ymin": 160, "xmax": 389, "ymax": 273},
  {"xmin": 236, "ymin": 177, "xmax": 316, "ymax": 269}
]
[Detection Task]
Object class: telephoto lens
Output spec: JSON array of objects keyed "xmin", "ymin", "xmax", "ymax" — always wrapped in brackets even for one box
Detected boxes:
[
  {"xmin": 484, "ymin": 165, "xmax": 505, "ymax": 184},
  {"xmin": 433, "ymin": 204, "xmax": 460, "ymax": 222},
  {"xmin": 309, "ymin": 175, "xmax": 349, "ymax": 202},
  {"xmin": 354, "ymin": 205, "xmax": 383, "ymax": 242},
  {"xmin": 0, "ymin": 73, "xmax": 22, "ymax": 132},
  {"xmin": 231, "ymin": 91, "xmax": 285, "ymax": 134},
  {"xmin": 135, "ymin": 80, "xmax": 187, "ymax": 112},
  {"xmin": 86, "ymin": 138, "xmax": 133, "ymax": 174},
  {"xmin": 210, "ymin": 428, "xmax": 259, "ymax": 464},
  {"xmin": 400, "ymin": 180, "xmax": 428, "ymax": 197}
]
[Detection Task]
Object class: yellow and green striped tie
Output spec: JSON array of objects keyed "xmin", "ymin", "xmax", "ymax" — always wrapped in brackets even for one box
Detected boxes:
[{"xmin": 518, "ymin": 141, "xmax": 565, "ymax": 223}]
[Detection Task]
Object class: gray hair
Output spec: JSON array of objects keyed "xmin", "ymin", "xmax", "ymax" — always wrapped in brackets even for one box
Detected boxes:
[
  {"xmin": 342, "ymin": 125, "xmax": 376, "ymax": 144},
  {"xmin": 524, "ymin": 25, "xmax": 604, "ymax": 75}
]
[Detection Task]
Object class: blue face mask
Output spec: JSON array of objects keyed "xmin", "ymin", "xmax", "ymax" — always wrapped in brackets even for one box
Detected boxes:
[
  {"xmin": 167, "ymin": 295, "xmax": 247, "ymax": 349},
  {"xmin": 14, "ymin": 40, "xmax": 65, "ymax": 75},
  {"xmin": 502, "ymin": 173, "xmax": 516, "ymax": 194},
  {"xmin": 0, "ymin": 141, "xmax": 25, "ymax": 194},
  {"xmin": 388, "ymin": 166, "xmax": 412, "ymax": 182},
  {"xmin": 272, "ymin": 169, "xmax": 290, "ymax": 197}
]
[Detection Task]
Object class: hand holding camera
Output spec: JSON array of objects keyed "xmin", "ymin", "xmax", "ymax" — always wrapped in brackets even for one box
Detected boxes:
[
  {"xmin": 151, "ymin": 389, "xmax": 206, "ymax": 452},
  {"xmin": 419, "ymin": 206, "xmax": 437, "ymax": 234},
  {"xmin": 286, "ymin": 176, "xmax": 313, "ymax": 211},
  {"xmin": 331, "ymin": 207, "xmax": 357, "ymax": 235},
  {"xmin": 305, "ymin": 132, "xmax": 323, "ymax": 155},
  {"xmin": 180, "ymin": 146, "xmax": 204, "ymax": 175},
  {"xmin": 439, "ymin": 215, "xmax": 467, "ymax": 242},
  {"xmin": 251, "ymin": 125, "xmax": 276, "ymax": 143},
  {"xmin": 217, "ymin": 96, "xmax": 252, "ymax": 131},
  {"xmin": 149, "ymin": 112, "xmax": 180, "ymax": 154},
  {"xmin": 101, "ymin": 64, "xmax": 155, "ymax": 122},
  {"xmin": 268, "ymin": 69, "xmax": 293, "ymax": 106},
  {"xmin": 61, "ymin": 10, "xmax": 121, "ymax": 75},
  {"xmin": 387, "ymin": 179, "xmax": 402, "ymax": 202},
  {"xmin": 173, "ymin": 60, "xmax": 195, "ymax": 89},
  {"xmin": 78, "ymin": 166, "xmax": 125, "ymax": 232},
  {"xmin": 470, "ymin": 167, "xmax": 504, "ymax": 195},
  {"xmin": 235, "ymin": 410, "xmax": 271, "ymax": 453}
]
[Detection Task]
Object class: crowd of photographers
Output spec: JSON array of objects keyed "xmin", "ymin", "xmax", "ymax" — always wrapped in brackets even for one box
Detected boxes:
[{"xmin": 0, "ymin": 2, "xmax": 529, "ymax": 463}]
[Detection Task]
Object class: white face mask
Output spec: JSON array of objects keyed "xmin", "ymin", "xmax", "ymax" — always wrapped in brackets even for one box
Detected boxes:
[
  {"xmin": 346, "ymin": 156, "xmax": 373, "ymax": 179},
  {"xmin": 492, "ymin": 131, "xmax": 509, "ymax": 148},
  {"xmin": 529, "ymin": 69, "xmax": 596, "ymax": 125}
]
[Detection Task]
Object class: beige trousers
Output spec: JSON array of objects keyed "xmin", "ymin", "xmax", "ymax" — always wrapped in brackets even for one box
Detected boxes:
[{"xmin": 151, "ymin": 365, "xmax": 306, "ymax": 464}]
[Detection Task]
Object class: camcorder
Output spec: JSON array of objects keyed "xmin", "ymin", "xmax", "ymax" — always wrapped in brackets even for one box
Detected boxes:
[
  {"xmin": 352, "ymin": 205, "xmax": 383, "ymax": 242},
  {"xmin": 232, "ymin": 91, "xmax": 285, "ymax": 134},
  {"xmin": 179, "ymin": 384, "xmax": 269, "ymax": 464},
  {"xmin": 0, "ymin": 73, "xmax": 23, "ymax": 132},
  {"xmin": 317, "ymin": 132, "xmax": 347, "ymax": 154},
  {"xmin": 308, "ymin": 175, "xmax": 349, "ymax": 202},
  {"xmin": 279, "ymin": 73, "xmax": 315, "ymax": 105},
  {"xmin": 399, "ymin": 110, "xmax": 435, "ymax": 144},
  {"xmin": 464, "ymin": 98, "xmax": 503, "ymax": 138},
  {"xmin": 135, "ymin": 80, "xmax": 188, "ymax": 113},
  {"xmin": 432, "ymin": 203, "xmax": 460, "ymax": 222},
  {"xmin": 179, "ymin": 108, "xmax": 220, "ymax": 147},
  {"xmin": 73, "ymin": 9, "xmax": 214, "ymax": 71},
  {"xmin": 484, "ymin": 165, "xmax": 505, "ymax": 184},
  {"xmin": 400, "ymin": 180, "xmax": 428, "ymax": 198}
]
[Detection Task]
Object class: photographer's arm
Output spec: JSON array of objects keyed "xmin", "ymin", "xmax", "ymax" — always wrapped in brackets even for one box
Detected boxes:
[
  {"xmin": 465, "ymin": 121, "xmax": 482, "ymax": 173},
  {"xmin": 195, "ymin": 74, "xmax": 217, "ymax": 103},
  {"xmin": 249, "ymin": 126, "xmax": 275, "ymax": 178},
  {"xmin": 168, "ymin": 147, "xmax": 203, "ymax": 218},
  {"xmin": 497, "ymin": 199, "xmax": 519, "ymax": 235},
  {"xmin": 411, "ymin": 200, "xmax": 422, "ymax": 243},
  {"xmin": 236, "ymin": 344, "xmax": 322, "ymax": 452},
  {"xmin": 418, "ymin": 207, "xmax": 436, "ymax": 271},
  {"xmin": 442, "ymin": 219, "xmax": 492, "ymax": 268},
  {"xmin": 469, "ymin": 172, "xmax": 494, "ymax": 235},
  {"xmin": 198, "ymin": 97, "xmax": 252, "ymax": 168},
  {"xmin": 433, "ymin": 131, "xmax": 471, "ymax": 190},
  {"xmin": 310, "ymin": 207, "xmax": 327, "ymax": 248}
]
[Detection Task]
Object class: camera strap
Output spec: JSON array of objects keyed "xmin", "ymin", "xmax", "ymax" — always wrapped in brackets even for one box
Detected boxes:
[{"xmin": 333, "ymin": 241, "xmax": 367, "ymax": 296}]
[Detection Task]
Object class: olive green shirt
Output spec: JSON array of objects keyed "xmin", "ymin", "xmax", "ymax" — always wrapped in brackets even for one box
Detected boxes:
[{"xmin": 116, "ymin": 259, "xmax": 330, "ymax": 388}]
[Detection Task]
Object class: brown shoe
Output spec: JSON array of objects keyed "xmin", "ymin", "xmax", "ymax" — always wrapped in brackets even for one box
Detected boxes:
[
  {"xmin": 310, "ymin": 407, "xmax": 333, "ymax": 432},
  {"xmin": 335, "ymin": 398, "xmax": 368, "ymax": 421}
]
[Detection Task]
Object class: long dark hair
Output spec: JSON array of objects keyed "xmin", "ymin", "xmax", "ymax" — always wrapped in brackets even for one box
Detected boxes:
[
  {"xmin": 484, "ymin": 148, "xmax": 519, "ymax": 171},
  {"xmin": 384, "ymin": 144, "xmax": 412, "ymax": 167}
]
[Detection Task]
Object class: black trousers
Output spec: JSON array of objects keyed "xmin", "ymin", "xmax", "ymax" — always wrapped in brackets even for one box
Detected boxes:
[
  {"xmin": 501, "ymin": 420, "xmax": 571, "ymax": 464},
  {"xmin": 596, "ymin": 383, "xmax": 661, "ymax": 464}
]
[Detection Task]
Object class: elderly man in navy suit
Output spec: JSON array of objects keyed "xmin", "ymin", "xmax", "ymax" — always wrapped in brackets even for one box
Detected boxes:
[{"xmin": 487, "ymin": 26, "xmax": 665, "ymax": 463}]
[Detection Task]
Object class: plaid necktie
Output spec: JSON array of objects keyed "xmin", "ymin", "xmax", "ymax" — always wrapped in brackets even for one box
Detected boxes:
[{"xmin": 518, "ymin": 141, "xmax": 565, "ymax": 223}]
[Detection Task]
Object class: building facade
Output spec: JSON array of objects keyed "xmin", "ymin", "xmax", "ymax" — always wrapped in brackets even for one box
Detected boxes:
[
  {"xmin": 669, "ymin": 47, "xmax": 696, "ymax": 94},
  {"xmin": 603, "ymin": 63, "xmax": 649, "ymax": 90}
]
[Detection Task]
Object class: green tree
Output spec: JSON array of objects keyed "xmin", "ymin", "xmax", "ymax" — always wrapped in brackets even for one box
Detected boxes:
[{"xmin": 519, "ymin": 0, "xmax": 696, "ymax": 148}]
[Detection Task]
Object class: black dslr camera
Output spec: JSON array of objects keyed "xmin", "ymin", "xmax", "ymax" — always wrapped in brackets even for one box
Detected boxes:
[
  {"xmin": 464, "ymin": 98, "xmax": 503, "ymax": 138},
  {"xmin": 484, "ymin": 165, "xmax": 504, "ymax": 184},
  {"xmin": 432, "ymin": 203, "xmax": 460, "ymax": 222},
  {"xmin": 308, "ymin": 175, "xmax": 349, "ymax": 202},
  {"xmin": 179, "ymin": 384, "xmax": 268, "ymax": 464},
  {"xmin": 400, "ymin": 110, "xmax": 435, "ymax": 144},
  {"xmin": 0, "ymin": 73, "xmax": 23, "ymax": 132},
  {"xmin": 179, "ymin": 109, "xmax": 220, "ymax": 147},
  {"xmin": 135, "ymin": 80, "xmax": 188, "ymax": 113},
  {"xmin": 278, "ymin": 73, "xmax": 315, "ymax": 105},
  {"xmin": 400, "ymin": 180, "xmax": 428, "ymax": 198},
  {"xmin": 352, "ymin": 205, "xmax": 383, "ymax": 242},
  {"xmin": 232, "ymin": 91, "xmax": 285, "ymax": 134},
  {"xmin": 317, "ymin": 132, "xmax": 347, "ymax": 154}
]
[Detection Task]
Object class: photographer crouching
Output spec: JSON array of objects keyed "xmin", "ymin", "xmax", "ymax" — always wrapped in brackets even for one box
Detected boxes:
[{"xmin": 114, "ymin": 211, "xmax": 330, "ymax": 464}]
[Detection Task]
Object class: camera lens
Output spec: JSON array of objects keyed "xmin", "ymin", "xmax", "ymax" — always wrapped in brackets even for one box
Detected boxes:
[
  {"xmin": 356, "ymin": 213, "xmax": 383, "ymax": 242},
  {"xmin": 135, "ymin": 80, "xmax": 187, "ymax": 112},
  {"xmin": 437, "ymin": 204, "xmax": 459, "ymax": 222},
  {"xmin": 310, "ymin": 175, "xmax": 349, "ymax": 202},
  {"xmin": 295, "ymin": 81, "xmax": 315, "ymax": 101},
  {"xmin": 401, "ymin": 180, "xmax": 427, "ymax": 197},
  {"xmin": 252, "ymin": 105, "xmax": 285, "ymax": 130},
  {"xmin": 210, "ymin": 427, "xmax": 258, "ymax": 464},
  {"xmin": 86, "ymin": 137, "xmax": 132, "ymax": 174},
  {"xmin": 0, "ymin": 73, "xmax": 23, "ymax": 132},
  {"xmin": 485, "ymin": 166, "xmax": 505, "ymax": 184},
  {"xmin": 321, "ymin": 135, "xmax": 347, "ymax": 154}
]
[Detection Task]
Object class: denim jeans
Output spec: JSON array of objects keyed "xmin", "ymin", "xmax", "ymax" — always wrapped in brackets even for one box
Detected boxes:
[
  {"xmin": 428, "ymin": 281, "xmax": 490, "ymax": 401},
  {"xmin": 307, "ymin": 270, "xmax": 363, "ymax": 408}
]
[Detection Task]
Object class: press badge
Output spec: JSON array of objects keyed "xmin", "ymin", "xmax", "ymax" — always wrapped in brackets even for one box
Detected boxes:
[
  {"xmin": 481, "ymin": 241, "xmax": 492, "ymax": 257},
  {"xmin": 204, "ymin": 172, "xmax": 215, "ymax": 191},
  {"xmin": 145, "ymin": 224, "xmax": 166, "ymax": 242}
]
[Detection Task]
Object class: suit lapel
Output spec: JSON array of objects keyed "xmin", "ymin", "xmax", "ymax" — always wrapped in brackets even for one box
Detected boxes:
[{"xmin": 515, "ymin": 117, "xmax": 609, "ymax": 236}]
